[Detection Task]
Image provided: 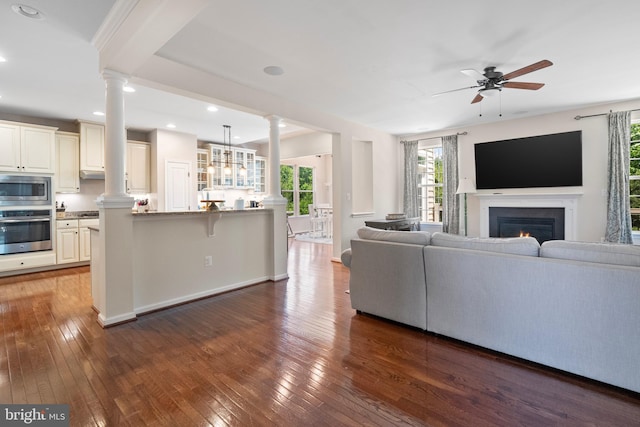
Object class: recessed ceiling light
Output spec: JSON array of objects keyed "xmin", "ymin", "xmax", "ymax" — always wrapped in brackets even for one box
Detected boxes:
[
  {"xmin": 0, "ymin": 56, "xmax": 6, "ymax": 63},
  {"xmin": 207, "ymin": 105, "xmax": 218, "ymax": 112},
  {"xmin": 123, "ymin": 86, "xmax": 135, "ymax": 93},
  {"xmin": 263, "ymin": 65, "xmax": 284, "ymax": 76},
  {"xmin": 166, "ymin": 123, "xmax": 176, "ymax": 129},
  {"xmin": 11, "ymin": 4, "xmax": 45, "ymax": 20},
  {"xmin": 93, "ymin": 111, "xmax": 105, "ymax": 116},
  {"xmin": 233, "ymin": 136, "xmax": 240, "ymax": 139}
]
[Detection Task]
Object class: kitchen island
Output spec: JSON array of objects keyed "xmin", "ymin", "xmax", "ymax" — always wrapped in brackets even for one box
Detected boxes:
[{"xmin": 90, "ymin": 207, "xmax": 284, "ymax": 326}]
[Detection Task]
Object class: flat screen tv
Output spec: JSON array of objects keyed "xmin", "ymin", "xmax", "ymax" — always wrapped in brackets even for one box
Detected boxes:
[{"xmin": 474, "ymin": 131, "xmax": 582, "ymax": 190}]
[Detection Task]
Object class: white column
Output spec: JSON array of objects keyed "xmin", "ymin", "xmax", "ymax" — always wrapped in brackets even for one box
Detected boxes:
[
  {"xmin": 93, "ymin": 69, "xmax": 136, "ymax": 327},
  {"xmin": 264, "ymin": 115, "xmax": 286, "ymax": 201},
  {"xmin": 262, "ymin": 115, "xmax": 288, "ymax": 281},
  {"xmin": 102, "ymin": 69, "xmax": 128, "ymax": 198}
]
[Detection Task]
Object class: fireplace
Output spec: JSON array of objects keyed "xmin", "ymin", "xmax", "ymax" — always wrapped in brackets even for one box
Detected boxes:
[
  {"xmin": 489, "ymin": 207, "xmax": 565, "ymax": 244},
  {"xmin": 478, "ymin": 193, "xmax": 580, "ymax": 241}
]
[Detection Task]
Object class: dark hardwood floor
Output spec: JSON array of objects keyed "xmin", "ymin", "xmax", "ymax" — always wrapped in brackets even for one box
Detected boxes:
[{"xmin": 1, "ymin": 239, "xmax": 639, "ymax": 426}]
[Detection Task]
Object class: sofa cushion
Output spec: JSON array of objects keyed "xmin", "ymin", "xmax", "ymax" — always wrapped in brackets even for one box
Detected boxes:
[
  {"xmin": 430, "ymin": 232, "xmax": 540, "ymax": 256},
  {"xmin": 540, "ymin": 240, "xmax": 640, "ymax": 267},
  {"xmin": 356, "ymin": 226, "xmax": 431, "ymax": 246}
]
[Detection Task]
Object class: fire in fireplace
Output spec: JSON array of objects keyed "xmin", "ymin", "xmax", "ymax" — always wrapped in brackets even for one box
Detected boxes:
[{"xmin": 489, "ymin": 207, "xmax": 565, "ymax": 244}]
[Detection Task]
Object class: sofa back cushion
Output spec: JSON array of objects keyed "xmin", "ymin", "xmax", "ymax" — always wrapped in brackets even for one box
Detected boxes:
[
  {"xmin": 540, "ymin": 240, "xmax": 640, "ymax": 267},
  {"xmin": 357, "ymin": 226, "xmax": 431, "ymax": 246},
  {"xmin": 430, "ymin": 232, "xmax": 540, "ymax": 256}
]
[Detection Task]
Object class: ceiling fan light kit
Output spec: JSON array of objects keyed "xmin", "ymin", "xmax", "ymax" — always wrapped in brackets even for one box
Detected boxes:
[{"xmin": 435, "ymin": 59, "xmax": 553, "ymax": 104}]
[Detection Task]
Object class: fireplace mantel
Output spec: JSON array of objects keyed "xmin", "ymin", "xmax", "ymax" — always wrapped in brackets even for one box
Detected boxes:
[{"xmin": 476, "ymin": 192, "xmax": 582, "ymax": 240}]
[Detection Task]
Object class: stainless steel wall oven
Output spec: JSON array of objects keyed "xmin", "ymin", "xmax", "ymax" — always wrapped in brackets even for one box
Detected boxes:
[
  {"xmin": 0, "ymin": 175, "xmax": 53, "ymax": 255},
  {"xmin": 0, "ymin": 209, "xmax": 53, "ymax": 254}
]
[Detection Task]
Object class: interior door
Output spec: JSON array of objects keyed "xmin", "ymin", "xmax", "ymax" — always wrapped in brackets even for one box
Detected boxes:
[{"xmin": 165, "ymin": 160, "xmax": 191, "ymax": 211}]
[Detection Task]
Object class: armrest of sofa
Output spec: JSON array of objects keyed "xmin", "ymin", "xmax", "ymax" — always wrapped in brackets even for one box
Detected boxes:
[
  {"xmin": 349, "ymin": 238, "xmax": 427, "ymax": 329},
  {"xmin": 340, "ymin": 248, "xmax": 352, "ymax": 268}
]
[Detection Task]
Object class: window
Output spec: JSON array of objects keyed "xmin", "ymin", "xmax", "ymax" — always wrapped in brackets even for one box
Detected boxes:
[
  {"xmin": 630, "ymin": 123, "xmax": 640, "ymax": 230},
  {"xmin": 281, "ymin": 164, "xmax": 294, "ymax": 215},
  {"xmin": 280, "ymin": 164, "xmax": 315, "ymax": 216},
  {"xmin": 417, "ymin": 145, "xmax": 443, "ymax": 223},
  {"xmin": 298, "ymin": 166, "xmax": 314, "ymax": 215}
]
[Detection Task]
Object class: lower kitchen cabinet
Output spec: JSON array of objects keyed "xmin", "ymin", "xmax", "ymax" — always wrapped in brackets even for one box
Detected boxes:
[
  {"xmin": 56, "ymin": 219, "xmax": 79, "ymax": 264},
  {"xmin": 56, "ymin": 218, "xmax": 98, "ymax": 264},
  {"xmin": 78, "ymin": 219, "xmax": 97, "ymax": 261}
]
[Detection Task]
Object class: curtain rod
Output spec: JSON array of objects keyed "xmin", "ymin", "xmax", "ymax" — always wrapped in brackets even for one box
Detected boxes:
[
  {"xmin": 574, "ymin": 109, "xmax": 640, "ymax": 120},
  {"xmin": 401, "ymin": 131, "xmax": 467, "ymax": 143}
]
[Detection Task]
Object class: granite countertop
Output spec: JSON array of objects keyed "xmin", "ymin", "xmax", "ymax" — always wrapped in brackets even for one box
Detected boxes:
[
  {"xmin": 59, "ymin": 210, "xmax": 99, "ymax": 219},
  {"xmin": 132, "ymin": 208, "xmax": 268, "ymax": 217}
]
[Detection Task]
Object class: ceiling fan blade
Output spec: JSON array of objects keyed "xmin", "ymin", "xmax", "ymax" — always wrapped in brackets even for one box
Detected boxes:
[
  {"xmin": 461, "ymin": 69, "xmax": 486, "ymax": 82},
  {"xmin": 471, "ymin": 93, "xmax": 484, "ymax": 104},
  {"xmin": 502, "ymin": 59, "xmax": 553, "ymax": 81},
  {"xmin": 432, "ymin": 85, "xmax": 481, "ymax": 97},
  {"xmin": 502, "ymin": 82, "xmax": 545, "ymax": 90}
]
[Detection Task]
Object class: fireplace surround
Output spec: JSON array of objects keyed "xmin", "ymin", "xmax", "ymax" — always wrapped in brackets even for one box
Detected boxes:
[{"xmin": 478, "ymin": 193, "xmax": 581, "ymax": 241}]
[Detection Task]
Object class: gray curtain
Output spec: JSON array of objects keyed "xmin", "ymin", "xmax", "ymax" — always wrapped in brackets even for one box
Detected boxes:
[
  {"xmin": 605, "ymin": 111, "xmax": 633, "ymax": 243},
  {"xmin": 402, "ymin": 140, "xmax": 419, "ymax": 218},
  {"xmin": 442, "ymin": 135, "xmax": 460, "ymax": 234}
]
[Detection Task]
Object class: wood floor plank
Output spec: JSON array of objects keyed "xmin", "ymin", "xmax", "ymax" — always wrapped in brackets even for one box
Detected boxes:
[{"xmin": 0, "ymin": 239, "xmax": 639, "ymax": 425}]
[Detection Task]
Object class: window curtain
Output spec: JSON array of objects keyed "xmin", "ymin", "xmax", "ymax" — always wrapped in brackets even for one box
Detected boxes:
[
  {"xmin": 402, "ymin": 140, "xmax": 419, "ymax": 218},
  {"xmin": 605, "ymin": 111, "xmax": 633, "ymax": 243},
  {"xmin": 442, "ymin": 135, "xmax": 460, "ymax": 234}
]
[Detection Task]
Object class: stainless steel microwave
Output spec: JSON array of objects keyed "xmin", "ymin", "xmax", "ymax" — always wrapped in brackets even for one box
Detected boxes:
[{"xmin": 0, "ymin": 175, "xmax": 51, "ymax": 206}]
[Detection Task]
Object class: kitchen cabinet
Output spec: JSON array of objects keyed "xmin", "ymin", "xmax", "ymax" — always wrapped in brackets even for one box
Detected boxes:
[
  {"xmin": 56, "ymin": 219, "xmax": 79, "ymax": 264},
  {"xmin": 79, "ymin": 121, "xmax": 105, "ymax": 172},
  {"xmin": 56, "ymin": 132, "xmax": 80, "ymax": 193},
  {"xmin": 210, "ymin": 145, "xmax": 232, "ymax": 187},
  {"xmin": 255, "ymin": 156, "xmax": 266, "ymax": 193},
  {"xmin": 197, "ymin": 148, "xmax": 210, "ymax": 191},
  {"xmin": 209, "ymin": 144, "xmax": 256, "ymax": 189},
  {"xmin": 126, "ymin": 141, "xmax": 150, "ymax": 194},
  {"xmin": 236, "ymin": 148, "xmax": 256, "ymax": 189},
  {"xmin": 56, "ymin": 218, "xmax": 97, "ymax": 263},
  {"xmin": 0, "ymin": 121, "xmax": 56, "ymax": 173},
  {"xmin": 79, "ymin": 218, "xmax": 98, "ymax": 261},
  {"xmin": 0, "ymin": 252, "xmax": 56, "ymax": 273}
]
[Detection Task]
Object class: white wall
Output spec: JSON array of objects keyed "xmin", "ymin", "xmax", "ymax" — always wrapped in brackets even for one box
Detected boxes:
[
  {"xmin": 132, "ymin": 211, "xmax": 272, "ymax": 313},
  {"xmin": 405, "ymin": 99, "xmax": 640, "ymax": 242},
  {"xmin": 280, "ymin": 131, "xmax": 332, "ymax": 158}
]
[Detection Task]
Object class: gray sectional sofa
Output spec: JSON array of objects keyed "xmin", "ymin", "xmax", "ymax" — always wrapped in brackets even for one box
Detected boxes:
[{"xmin": 341, "ymin": 227, "xmax": 640, "ymax": 393}]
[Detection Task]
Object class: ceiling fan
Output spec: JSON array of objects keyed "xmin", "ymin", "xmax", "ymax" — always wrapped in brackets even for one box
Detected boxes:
[{"xmin": 434, "ymin": 59, "xmax": 553, "ymax": 103}]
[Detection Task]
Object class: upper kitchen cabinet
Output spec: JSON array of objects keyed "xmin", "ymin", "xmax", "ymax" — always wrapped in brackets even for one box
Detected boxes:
[
  {"xmin": 56, "ymin": 132, "xmax": 80, "ymax": 193},
  {"xmin": 0, "ymin": 121, "xmax": 56, "ymax": 173},
  {"xmin": 209, "ymin": 144, "xmax": 256, "ymax": 189},
  {"xmin": 235, "ymin": 149, "xmax": 256, "ymax": 189},
  {"xmin": 126, "ymin": 141, "xmax": 150, "ymax": 194},
  {"xmin": 255, "ymin": 156, "xmax": 266, "ymax": 193},
  {"xmin": 79, "ymin": 121, "xmax": 105, "ymax": 175},
  {"xmin": 197, "ymin": 148, "xmax": 210, "ymax": 191}
]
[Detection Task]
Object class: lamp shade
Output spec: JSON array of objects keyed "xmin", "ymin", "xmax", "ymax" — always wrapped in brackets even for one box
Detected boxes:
[
  {"xmin": 479, "ymin": 87, "xmax": 500, "ymax": 98},
  {"xmin": 456, "ymin": 177, "xmax": 477, "ymax": 194}
]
